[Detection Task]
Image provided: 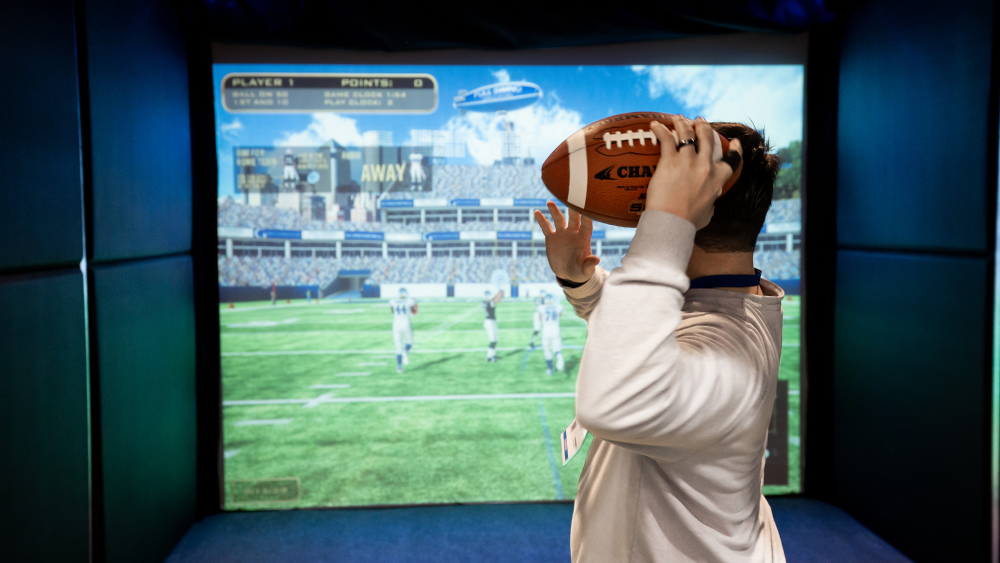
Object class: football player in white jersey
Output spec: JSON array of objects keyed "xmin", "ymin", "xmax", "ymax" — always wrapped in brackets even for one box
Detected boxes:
[
  {"xmin": 282, "ymin": 148, "xmax": 299, "ymax": 190},
  {"xmin": 536, "ymin": 293, "xmax": 565, "ymax": 375},
  {"xmin": 409, "ymin": 149, "xmax": 425, "ymax": 191},
  {"xmin": 389, "ymin": 288, "xmax": 418, "ymax": 373},
  {"xmin": 483, "ymin": 289, "xmax": 503, "ymax": 362},
  {"xmin": 527, "ymin": 290, "xmax": 548, "ymax": 348}
]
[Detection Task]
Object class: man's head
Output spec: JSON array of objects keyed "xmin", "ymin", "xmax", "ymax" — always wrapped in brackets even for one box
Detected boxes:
[
  {"xmin": 399, "ymin": 288, "xmax": 408, "ymax": 299},
  {"xmin": 484, "ymin": 290, "xmax": 493, "ymax": 300},
  {"xmin": 696, "ymin": 123, "xmax": 782, "ymax": 253}
]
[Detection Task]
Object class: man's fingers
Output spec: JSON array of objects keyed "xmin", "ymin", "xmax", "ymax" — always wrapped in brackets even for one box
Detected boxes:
[
  {"xmin": 582, "ymin": 255, "xmax": 601, "ymax": 271},
  {"xmin": 719, "ymin": 138, "xmax": 743, "ymax": 179},
  {"xmin": 547, "ymin": 201, "xmax": 566, "ymax": 231},
  {"xmin": 673, "ymin": 116, "xmax": 697, "ymax": 154},
  {"xmin": 649, "ymin": 120, "xmax": 676, "ymax": 165},
  {"xmin": 534, "ymin": 210, "xmax": 554, "ymax": 234},
  {"xmin": 694, "ymin": 118, "xmax": 720, "ymax": 166},
  {"xmin": 580, "ymin": 214, "xmax": 594, "ymax": 238},
  {"xmin": 567, "ymin": 207, "xmax": 582, "ymax": 232}
]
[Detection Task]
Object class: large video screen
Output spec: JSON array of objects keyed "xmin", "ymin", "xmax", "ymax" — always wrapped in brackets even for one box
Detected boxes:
[{"xmin": 215, "ymin": 62, "xmax": 803, "ymax": 508}]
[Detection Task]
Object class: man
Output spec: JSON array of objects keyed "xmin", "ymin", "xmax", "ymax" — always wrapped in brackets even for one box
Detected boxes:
[
  {"xmin": 282, "ymin": 148, "xmax": 299, "ymax": 190},
  {"xmin": 527, "ymin": 290, "xmax": 547, "ymax": 348},
  {"xmin": 270, "ymin": 281, "xmax": 276, "ymax": 306},
  {"xmin": 535, "ymin": 293, "xmax": 565, "ymax": 375},
  {"xmin": 409, "ymin": 149, "xmax": 425, "ymax": 191},
  {"xmin": 389, "ymin": 288, "xmax": 417, "ymax": 373},
  {"xmin": 483, "ymin": 289, "xmax": 503, "ymax": 363},
  {"xmin": 535, "ymin": 117, "xmax": 785, "ymax": 562}
]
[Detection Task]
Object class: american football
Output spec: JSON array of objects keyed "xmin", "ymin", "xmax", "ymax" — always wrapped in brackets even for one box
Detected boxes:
[{"xmin": 540, "ymin": 112, "xmax": 743, "ymax": 228}]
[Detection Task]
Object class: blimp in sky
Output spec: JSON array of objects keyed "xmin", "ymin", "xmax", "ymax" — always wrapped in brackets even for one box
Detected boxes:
[{"xmin": 453, "ymin": 81, "xmax": 543, "ymax": 114}]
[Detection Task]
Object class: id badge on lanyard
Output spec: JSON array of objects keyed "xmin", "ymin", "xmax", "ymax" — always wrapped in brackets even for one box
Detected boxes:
[{"xmin": 560, "ymin": 417, "xmax": 588, "ymax": 465}]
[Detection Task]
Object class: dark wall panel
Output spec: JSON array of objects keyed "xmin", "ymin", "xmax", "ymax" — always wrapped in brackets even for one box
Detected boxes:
[
  {"xmin": 0, "ymin": 270, "xmax": 90, "ymax": 562},
  {"xmin": 93, "ymin": 256, "xmax": 197, "ymax": 563},
  {"xmin": 85, "ymin": 0, "xmax": 192, "ymax": 262},
  {"xmin": 837, "ymin": 0, "xmax": 994, "ymax": 252},
  {"xmin": 835, "ymin": 251, "xmax": 988, "ymax": 562},
  {"xmin": 0, "ymin": 0, "xmax": 83, "ymax": 271}
]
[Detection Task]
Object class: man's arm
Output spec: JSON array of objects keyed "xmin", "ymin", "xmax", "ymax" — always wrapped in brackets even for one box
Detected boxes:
[
  {"xmin": 571, "ymin": 117, "xmax": 749, "ymax": 455},
  {"xmin": 558, "ymin": 268, "xmax": 608, "ymax": 321}
]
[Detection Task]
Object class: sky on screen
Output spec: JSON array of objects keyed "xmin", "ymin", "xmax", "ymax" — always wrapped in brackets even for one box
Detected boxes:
[{"xmin": 213, "ymin": 64, "xmax": 803, "ymax": 197}]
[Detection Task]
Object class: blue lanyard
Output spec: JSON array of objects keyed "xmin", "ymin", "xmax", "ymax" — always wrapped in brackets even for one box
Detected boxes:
[{"xmin": 689, "ymin": 268, "xmax": 762, "ymax": 289}]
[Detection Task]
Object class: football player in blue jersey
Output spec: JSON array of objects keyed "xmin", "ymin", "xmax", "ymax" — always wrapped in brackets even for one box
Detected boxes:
[
  {"xmin": 389, "ymin": 288, "xmax": 418, "ymax": 373},
  {"xmin": 527, "ymin": 290, "xmax": 548, "ymax": 348},
  {"xmin": 536, "ymin": 293, "xmax": 565, "ymax": 375}
]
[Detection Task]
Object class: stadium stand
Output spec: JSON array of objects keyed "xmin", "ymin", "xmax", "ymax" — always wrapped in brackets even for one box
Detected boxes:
[
  {"xmin": 217, "ymin": 250, "xmax": 795, "ymax": 288},
  {"xmin": 765, "ymin": 198, "xmax": 800, "ymax": 224},
  {"xmin": 381, "ymin": 164, "xmax": 550, "ymax": 201},
  {"xmin": 217, "ymin": 189, "xmax": 801, "ymax": 288}
]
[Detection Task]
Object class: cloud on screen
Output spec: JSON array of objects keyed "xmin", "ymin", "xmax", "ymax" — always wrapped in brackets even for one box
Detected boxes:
[
  {"xmin": 220, "ymin": 118, "xmax": 243, "ymax": 141},
  {"xmin": 274, "ymin": 113, "xmax": 365, "ymax": 147},
  {"xmin": 445, "ymin": 101, "xmax": 583, "ymax": 165},
  {"xmin": 491, "ymin": 69, "xmax": 511, "ymax": 83},
  {"xmin": 633, "ymin": 65, "xmax": 803, "ymax": 149}
]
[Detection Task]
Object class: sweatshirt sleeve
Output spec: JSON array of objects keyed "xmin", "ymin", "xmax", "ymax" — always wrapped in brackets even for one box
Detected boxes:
[
  {"xmin": 574, "ymin": 210, "xmax": 751, "ymax": 455},
  {"xmin": 559, "ymin": 267, "xmax": 609, "ymax": 321}
]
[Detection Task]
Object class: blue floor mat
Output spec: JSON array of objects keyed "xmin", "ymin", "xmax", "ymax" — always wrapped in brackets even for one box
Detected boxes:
[{"xmin": 168, "ymin": 499, "xmax": 912, "ymax": 563}]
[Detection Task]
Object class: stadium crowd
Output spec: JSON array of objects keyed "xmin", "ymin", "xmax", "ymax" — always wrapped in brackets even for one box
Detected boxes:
[
  {"xmin": 217, "ymin": 169, "xmax": 802, "ymax": 289},
  {"xmin": 381, "ymin": 164, "xmax": 550, "ymax": 201},
  {"xmin": 218, "ymin": 249, "xmax": 797, "ymax": 289}
]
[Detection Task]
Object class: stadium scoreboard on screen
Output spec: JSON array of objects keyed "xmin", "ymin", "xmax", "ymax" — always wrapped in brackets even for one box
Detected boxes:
[{"xmin": 221, "ymin": 73, "xmax": 438, "ymax": 113}]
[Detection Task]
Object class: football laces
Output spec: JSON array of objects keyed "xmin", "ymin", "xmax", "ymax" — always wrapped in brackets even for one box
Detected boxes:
[{"xmin": 603, "ymin": 129, "xmax": 658, "ymax": 150}]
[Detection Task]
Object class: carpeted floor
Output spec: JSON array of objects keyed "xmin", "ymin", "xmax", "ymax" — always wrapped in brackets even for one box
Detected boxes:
[{"xmin": 167, "ymin": 499, "xmax": 913, "ymax": 562}]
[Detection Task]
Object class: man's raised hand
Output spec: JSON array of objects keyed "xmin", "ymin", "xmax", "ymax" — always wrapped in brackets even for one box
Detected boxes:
[
  {"xmin": 645, "ymin": 116, "xmax": 743, "ymax": 230},
  {"xmin": 534, "ymin": 202, "xmax": 601, "ymax": 284}
]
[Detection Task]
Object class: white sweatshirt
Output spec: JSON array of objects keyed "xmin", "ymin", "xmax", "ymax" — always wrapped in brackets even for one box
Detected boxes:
[{"xmin": 564, "ymin": 210, "xmax": 786, "ymax": 563}]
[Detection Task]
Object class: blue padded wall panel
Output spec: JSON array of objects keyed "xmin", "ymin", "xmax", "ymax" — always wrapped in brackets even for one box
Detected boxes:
[
  {"xmin": 93, "ymin": 256, "xmax": 197, "ymax": 563},
  {"xmin": 84, "ymin": 0, "xmax": 192, "ymax": 262},
  {"xmin": 0, "ymin": 0, "xmax": 83, "ymax": 272},
  {"xmin": 0, "ymin": 270, "xmax": 90, "ymax": 562},
  {"xmin": 835, "ymin": 251, "xmax": 987, "ymax": 562},
  {"xmin": 837, "ymin": 0, "xmax": 994, "ymax": 252}
]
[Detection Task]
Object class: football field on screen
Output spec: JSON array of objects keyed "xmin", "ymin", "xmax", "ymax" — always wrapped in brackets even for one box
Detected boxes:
[{"xmin": 220, "ymin": 296, "xmax": 801, "ymax": 509}]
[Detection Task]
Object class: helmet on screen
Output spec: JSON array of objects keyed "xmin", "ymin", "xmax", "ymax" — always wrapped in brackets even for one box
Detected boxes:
[
  {"xmin": 399, "ymin": 288, "xmax": 408, "ymax": 298},
  {"xmin": 484, "ymin": 290, "xmax": 493, "ymax": 299},
  {"xmin": 544, "ymin": 294, "xmax": 554, "ymax": 305}
]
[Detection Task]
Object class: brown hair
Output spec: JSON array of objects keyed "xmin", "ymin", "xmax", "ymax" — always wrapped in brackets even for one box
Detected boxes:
[{"xmin": 695, "ymin": 122, "xmax": 782, "ymax": 253}]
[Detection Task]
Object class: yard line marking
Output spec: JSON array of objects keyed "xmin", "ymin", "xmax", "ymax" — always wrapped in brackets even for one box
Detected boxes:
[
  {"xmin": 223, "ymin": 392, "xmax": 576, "ymax": 407},
  {"xmin": 416, "ymin": 305, "xmax": 483, "ymax": 344},
  {"xmin": 538, "ymin": 400, "xmax": 566, "ymax": 500},
  {"xmin": 310, "ymin": 384, "xmax": 352, "ymax": 389},
  {"xmin": 221, "ymin": 303, "xmax": 318, "ymax": 314},
  {"xmin": 235, "ymin": 418, "xmax": 292, "ymax": 426},
  {"xmin": 226, "ymin": 318, "xmax": 298, "ymax": 329},
  {"xmin": 224, "ymin": 346, "xmax": 582, "ymax": 357},
  {"xmin": 304, "ymin": 393, "xmax": 336, "ymax": 408},
  {"xmin": 358, "ymin": 362, "xmax": 387, "ymax": 366},
  {"xmin": 336, "ymin": 372, "xmax": 371, "ymax": 377},
  {"xmin": 223, "ymin": 449, "xmax": 241, "ymax": 459},
  {"xmin": 782, "ymin": 343, "xmax": 800, "ymax": 347},
  {"xmin": 323, "ymin": 309, "xmax": 365, "ymax": 315},
  {"xmin": 788, "ymin": 390, "xmax": 800, "ymax": 395},
  {"xmin": 221, "ymin": 327, "xmax": 588, "ymax": 336}
]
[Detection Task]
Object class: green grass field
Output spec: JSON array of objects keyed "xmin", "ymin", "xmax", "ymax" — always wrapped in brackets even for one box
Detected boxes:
[{"xmin": 220, "ymin": 295, "xmax": 801, "ymax": 509}]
